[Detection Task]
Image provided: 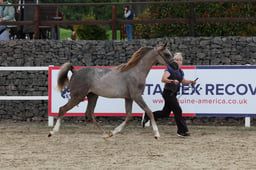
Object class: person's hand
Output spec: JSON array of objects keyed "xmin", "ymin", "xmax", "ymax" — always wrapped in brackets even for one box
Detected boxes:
[
  {"xmin": 0, "ymin": 18, "xmax": 3, "ymax": 22},
  {"xmin": 17, "ymin": 9, "xmax": 20, "ymax": 14},
  {"xmin": 190, "ymin": 80, "xmax": 196, "ymax": 85},
  {"xmin": 172, "ymin": 80, "xmax": 179, "ymax": 85}
]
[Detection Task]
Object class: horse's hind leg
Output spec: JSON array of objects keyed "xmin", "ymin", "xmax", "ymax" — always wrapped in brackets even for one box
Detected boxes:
[
  {"xmin": 110, "ymin": 99, "xmax": 133, "ymax": 137},
  {"xmin": 48, "ymin": 97, "xmax": 84, "ymax": 137},
  {"xmin": 85, "ymin": 93, "xmax": 107, "ymax": 137}
]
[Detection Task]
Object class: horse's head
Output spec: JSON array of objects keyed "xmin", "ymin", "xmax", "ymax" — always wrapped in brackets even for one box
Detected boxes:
[{"xmin": 155, "ymin": 42, "xmax": 174, "ymax": 68}]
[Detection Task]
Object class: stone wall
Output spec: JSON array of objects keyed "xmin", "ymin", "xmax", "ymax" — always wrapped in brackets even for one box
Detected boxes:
[{"xmin": 0, "ymin": 37, "xmax": 256, "ymax": 122}]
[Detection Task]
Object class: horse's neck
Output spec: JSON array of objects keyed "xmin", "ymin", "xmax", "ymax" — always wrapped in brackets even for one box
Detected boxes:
[{"xmin": 133, "ymin": 53, "xmax": 156, "ymax": 78}]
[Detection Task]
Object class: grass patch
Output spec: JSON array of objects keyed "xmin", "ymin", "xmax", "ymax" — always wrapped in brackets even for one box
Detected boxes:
[
  {"xmin": 60, "ymin": 27, "xmax": 121, "ymax": 40},
  {"xmin": 107, "ymin": 30, "xmax": 121, "ymax": 40},
  {"xmin": 60, "ymin": 28, "xmax": 72, "ymax": 40}
]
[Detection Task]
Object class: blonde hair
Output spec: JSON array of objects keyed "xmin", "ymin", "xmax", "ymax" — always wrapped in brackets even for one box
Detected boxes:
[{"xmin": 173, "ymin": 52, "xmax": 183, "ymax": 60}]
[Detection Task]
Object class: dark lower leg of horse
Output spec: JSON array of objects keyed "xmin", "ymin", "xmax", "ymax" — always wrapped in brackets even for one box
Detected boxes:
[
  {"xmin": 87, "ymin": 112, "xmax": 106, "ymax": 137},
  {"xmin": 48, "ymin": 97, "xmax": 84, "ymax": 137},
  {"xmin": 85, "ymin": 93, "xmax": 107, "ymax": 138}
]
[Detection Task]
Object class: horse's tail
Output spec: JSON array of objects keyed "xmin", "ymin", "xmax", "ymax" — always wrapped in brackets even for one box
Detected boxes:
[{"xmin": 57, "ymin": 62, "xmax": 75, "ymax": 91}]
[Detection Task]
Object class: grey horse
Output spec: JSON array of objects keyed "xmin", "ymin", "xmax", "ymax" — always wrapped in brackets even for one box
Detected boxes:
[{"xmin": 48, "ymin": 42, "xmax": 173, "ymax": 140}]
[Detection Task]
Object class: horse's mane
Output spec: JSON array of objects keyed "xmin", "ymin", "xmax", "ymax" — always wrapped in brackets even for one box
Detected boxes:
[{"xmin": 116, "ymin": 47, "xmax": 153, "ymax": 72}]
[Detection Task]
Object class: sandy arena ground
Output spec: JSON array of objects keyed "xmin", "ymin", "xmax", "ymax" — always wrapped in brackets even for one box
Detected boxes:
[{"xmin": 1, "ymin": 121, "xmax": 256, "ymax": 170}]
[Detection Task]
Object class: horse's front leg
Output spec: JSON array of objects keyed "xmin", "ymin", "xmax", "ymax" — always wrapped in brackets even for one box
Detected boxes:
[
  {"xmin": 109, "ymin": 99, "xmax": 133, "ymax": 137},
  {"xmin": 134, "ymin": 96, "xmax": 160, "ymax": 140}
]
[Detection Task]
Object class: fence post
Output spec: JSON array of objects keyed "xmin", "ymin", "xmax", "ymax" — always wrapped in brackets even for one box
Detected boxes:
[
  {"xmin": 189, "ymin": 2, "xmax": 195, "ymax": 36},
  {"xmin": 112, "ymin": 5, "xmax": 117, "ymax": 40},
  {"xmin": 48, "ymin": 65, "xmax": 54, "ymax": 127},
  {"xmin": 48, "ymin": 116, "xmax": 54, "ymax": 127},
  {"xmin": 34, "ymin": 4, "xmax": 39, "ymax": 39},
  {"xmin": 245, "ymin": 117, "xmax": 250, "ymax": 127}
]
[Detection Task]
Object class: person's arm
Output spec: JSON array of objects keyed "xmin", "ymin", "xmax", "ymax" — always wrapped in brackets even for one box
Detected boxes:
[
  {"xmin": 17, "ymin": 0, "xmax": 21, "ymax": 13},
  {"xmin": 182, "ymin": 78, "xmax": 196, "ymax": 85},
  {"xmin": 0, "ymin": 6, "xmax": 3, "ymax": 19},
  {"xmin": 124, "ymin": 10, "xmax": 131, "ymax": 18},
  {"xmin": 161, "ymin": 71, "xmax": 179, "ymax": 84},
  {"xmin": 2, "ymin": 6, "xmax": 15, "ymax": 21}
]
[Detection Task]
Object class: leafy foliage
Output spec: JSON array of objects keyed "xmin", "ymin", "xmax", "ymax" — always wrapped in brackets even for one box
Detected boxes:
[
  {"xmin": 39, "ymin": 0, "xmax": 128, "ymax": 30},
  {"xmin": 134, "ymin": 0, "xmax": 256, "ymax": 37},
  {"xmin": 193, "ymin": 2, "xmax": 256, "ymax": 36},
  {"xmin": 74, "ymin": 15, "xmax": 108, "ymax": 40},
  {"xmin": 133, "ymin": 10, "xmax": 153, "ymax": 39}
]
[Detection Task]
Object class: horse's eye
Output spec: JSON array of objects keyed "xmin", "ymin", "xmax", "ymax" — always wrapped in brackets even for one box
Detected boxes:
[{"xmin": 164, "ymin": 53, "xmax": 170, "ymax": 58}]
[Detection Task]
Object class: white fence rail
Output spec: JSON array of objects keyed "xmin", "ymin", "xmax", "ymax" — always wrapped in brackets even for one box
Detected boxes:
[
  {"xmin": 0, "ymin": 66, "xmax": 48, "ymax": 100},
  {"xmin": 0, "ymin": 96, "xmax": 48, "ymax": 100},
  {"xmin": 0, "ymin": 67, "xmax": 49, "ymax": 71}
]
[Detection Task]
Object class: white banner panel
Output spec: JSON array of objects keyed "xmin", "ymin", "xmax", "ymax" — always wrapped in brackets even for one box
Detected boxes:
[{"xmin": 48, "ymin": 65, "xmax": 256, "ymax": 117}]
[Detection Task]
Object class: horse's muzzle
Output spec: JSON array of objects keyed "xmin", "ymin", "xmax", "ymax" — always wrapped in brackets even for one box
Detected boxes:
[{"xmin": 168, "ymin": 60, "xmax": 179, "ymax": 70}]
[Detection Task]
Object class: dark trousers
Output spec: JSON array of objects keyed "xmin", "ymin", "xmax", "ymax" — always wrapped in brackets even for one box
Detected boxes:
[{"xmin": 152, "ymin": 89, "xmax": 188, "ymax": 133}]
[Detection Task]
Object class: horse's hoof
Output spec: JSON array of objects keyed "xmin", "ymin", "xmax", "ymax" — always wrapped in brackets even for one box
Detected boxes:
[
  {"xmin": 109, "ymin": 131, "xmax": 113, "ymax": 137},
  {"xmin": 48, "ymin": 132, "xmax": 52, "ymax": 137},
  {"xmin": 102, "ymin": 133, "xmax": 109, "ymax": 140},
  {"xmin": 155, "ymin": 136, "xmax": 160, "ymax": 140}
]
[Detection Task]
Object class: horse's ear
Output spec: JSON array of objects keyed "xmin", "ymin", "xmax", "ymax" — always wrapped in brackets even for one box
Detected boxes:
[{"xmin": 163, "ymin": 42, "xmax": 168, "ymax": 48}]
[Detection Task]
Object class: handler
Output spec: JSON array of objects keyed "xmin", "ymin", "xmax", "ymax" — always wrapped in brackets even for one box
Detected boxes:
[{"xmin": 142, "ymin": 52, "xmax": 196, "ymax": 137}]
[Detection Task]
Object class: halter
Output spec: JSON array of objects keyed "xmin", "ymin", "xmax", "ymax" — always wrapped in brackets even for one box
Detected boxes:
[{"xmin": 157, "ymin": 49, "xmax": 175, "ymax": 68}]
